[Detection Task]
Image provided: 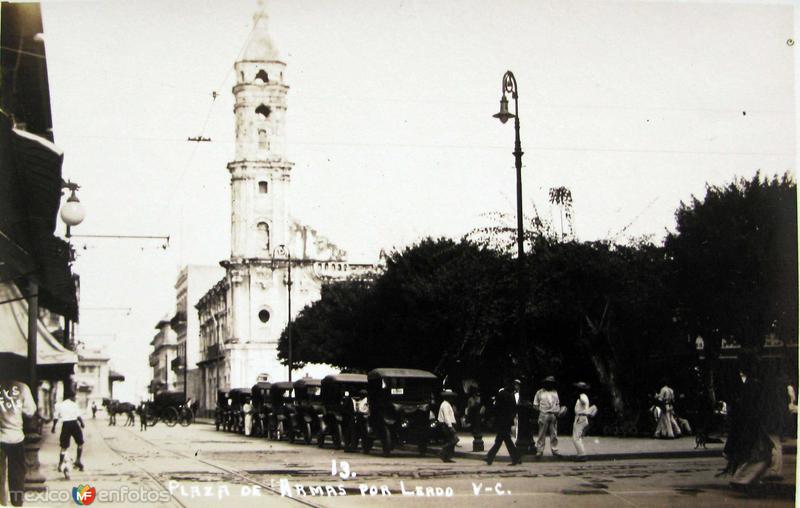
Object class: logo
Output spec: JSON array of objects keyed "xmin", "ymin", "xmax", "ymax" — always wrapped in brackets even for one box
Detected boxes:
[{"xmin": 72, "ymin": 484, "xmax": 96, "ymax": 505}]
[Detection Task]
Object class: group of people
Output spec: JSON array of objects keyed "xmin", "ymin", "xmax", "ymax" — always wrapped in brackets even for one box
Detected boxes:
[
  {"xmin": 0, "ymin": 373, "xmax": 85, "ymax": 507},
  {"xmin": 435, "ymin": 376, "xmax": 598, "ymax": 465}
]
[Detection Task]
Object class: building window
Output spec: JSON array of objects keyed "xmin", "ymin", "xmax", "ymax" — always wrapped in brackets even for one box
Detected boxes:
[
  {"xmin": 257, "ymin": 222, "xmax": 270, "ymax": 250},
  {"xmin": 258, "ymin": 129, "xmax": 268, "ymax": 150},
  {"xmin": 255, "ymin": 69, "xmax": 269, "ymax": 84},
  {"xmin": 258, "ymin": 309, "xmax": 270, "ymax": 323},
  {"xmin": 258, "ymin": 181, "xmax": 268, "ymax": 194},
  {"xmin": 255, "ymin": 104, "xmax": 271, "ymax": 120}
]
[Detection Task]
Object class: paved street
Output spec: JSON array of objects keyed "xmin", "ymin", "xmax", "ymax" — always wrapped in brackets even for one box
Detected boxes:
[{"xmin": 30, "ymin": 417, "xmax": 795, "ymax": 507}]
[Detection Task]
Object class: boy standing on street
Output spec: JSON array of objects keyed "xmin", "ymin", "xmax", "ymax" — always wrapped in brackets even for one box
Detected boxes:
[
  {"xmin": 0, "ymin": 375, "xmax": 37, "ymax": 507},
  {"xmin": 52, "ymin": 391, "xmax": 85, "ymax": 472}
]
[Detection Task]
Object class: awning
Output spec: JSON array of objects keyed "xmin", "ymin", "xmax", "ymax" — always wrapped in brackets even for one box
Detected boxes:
[
  {"xmin": 0, "ymin": 282, "xmax": 77, "ymax": 365},
  {"xmin": 109, "ymin": 370, "xmax": 125, "ymax": 382}
]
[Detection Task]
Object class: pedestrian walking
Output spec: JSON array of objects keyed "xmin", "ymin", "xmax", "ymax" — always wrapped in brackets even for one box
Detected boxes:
[
  {"xmin": 653, "ymin": 379, "xmax": 682, "ymax": 438},
  {"xmin": 722, "ymin": 355, "xmax": 773, "ymax": 491},
  {"xmin": 533, "ymin": 376, "xmax": 561, "ymax": 457},
  {"xmin": 91, "ymin": 402, "xmax": 97, "ymax": 419},
  {"xmin": 763, "ymin": 372, "xmax": 786, "ymax": 481},
  {"xmin": 52, "ymin": 390, "xmax": 85, "ymax": 473},
  {"xmin": 0, "ymin": 373, "xmax": 37, "ymax": 507},
  {"xmin": 571, "ymin": 382, "xmax": 597, "ymax": 461},
  {"xmin": 438, "ymin": 390, "xmax": 459, "ymax": 462},
  {"xmin": 485, "ymin": 380, "xmax": 522, "ymax": 465},
  {"xmin": 137, "ymin": 402, "xmax": 148, "ymax": 431},
  {"xmin": 465, "ymin": 387, "xmax": 485, "ymax": 451}
]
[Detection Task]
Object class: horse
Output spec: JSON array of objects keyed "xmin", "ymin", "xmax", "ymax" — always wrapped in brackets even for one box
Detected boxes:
[{"xmin": 103, "ymin": 399, "xmax": 136, "ymax": 426}]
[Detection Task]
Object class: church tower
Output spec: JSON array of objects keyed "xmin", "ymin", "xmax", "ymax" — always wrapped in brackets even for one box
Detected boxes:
[{"xmin": 228, "ymin": 5, "xmax": 292, "ymax": 260}]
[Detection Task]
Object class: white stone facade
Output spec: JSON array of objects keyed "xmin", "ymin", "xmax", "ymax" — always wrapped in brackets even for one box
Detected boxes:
[{"xmin": 195, "ymin": 5, "xmax": 379, "ymax": 416}]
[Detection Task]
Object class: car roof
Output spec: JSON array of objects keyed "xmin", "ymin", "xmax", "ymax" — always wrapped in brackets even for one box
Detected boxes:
[
  {"xmin": 293, "ymin": 378, "xmax": 322, "ymax": 388},
  {"xmin": 252, "ymin": 382, "xmax": 271, "ymax": 390},
  {"xmin": 272, "ymin": 381, "xmax": 294, "ymax": 390},
  {"xmin": 228, "ymin": 387, "xmax": 252, "ymax": 395},
  {"xmin": 322, "ymin": 374, "xmax": 368, "ymax": 384},
  {"xmin": 368, "ymin": 368, "xmax": 438, "ymax": 380}
]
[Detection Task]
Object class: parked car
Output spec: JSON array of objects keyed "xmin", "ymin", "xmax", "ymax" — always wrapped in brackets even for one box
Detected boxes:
[
  {"xmin": 268, "ymin": 381, "xmax": 296, "ymax": 441},
  {"xmin": 227, "ymin": 388, "xmax": 252, "ymax": 434},
  {"xmin": 366, "ymin": 368, "xmax": 439, "ymax": 456},
  {"xmin": 250, "ymin": 381, "xmax": 272, "ymax": 437},
  {"xmin": 293, "ymin": 378, "xmax": 324, "ymax": 444},
  {"xmin": 320, "ymin": 374, "xmax": 368, "ymax": 449}
]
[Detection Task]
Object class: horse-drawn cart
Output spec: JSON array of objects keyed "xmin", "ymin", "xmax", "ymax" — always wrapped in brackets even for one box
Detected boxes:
[{"xmin": 145, "ymin": 391, "xmax": 193, "ymax": 427}]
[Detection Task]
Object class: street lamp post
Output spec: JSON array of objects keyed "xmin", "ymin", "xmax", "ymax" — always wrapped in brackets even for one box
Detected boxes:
[
  {"xmin": 493, "ymin": 70, "xmax": 532, "ymax": 449},
  {"xmin": 59, "ymin": 180, "xmax": 85, "ymax": 351},
  {"xmin": 272, "ymin": 245, "xmax": 293, "ymax": 383}
]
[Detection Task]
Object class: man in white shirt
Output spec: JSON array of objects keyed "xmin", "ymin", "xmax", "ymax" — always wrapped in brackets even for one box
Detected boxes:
[
  {"xmin": 437, "ymin": 390, "xmax": 459, "ymax": 463},
  {"xmin": 0, "ymin": 376, "xmax": 37, "ymax": 507},
  {"xmin": 52, "ymin": 391, "xmax": 85, "ymax": 472},
  {"xmin": 533, "ymin": 376, "xmax": 561, "ymax": 457}
]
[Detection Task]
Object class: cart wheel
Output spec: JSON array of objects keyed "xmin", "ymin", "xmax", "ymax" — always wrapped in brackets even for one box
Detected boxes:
[
  {"xmin": 362, "ymin": 437, "xmax": 373, "ymax": 454},
  {"xmin": 164, "ymin": 407, "xmax": 178, "ymax": 427},
  {"xmin": 304, "ymin": 422, "xmax": 313, "ymax": 444},
  {"xmin": 215, "ymin": 418, "xmax": 220, "ymax": 431},
  {"xmin": 381, "ymin": 425, "xmax": 392, "ymax": 457}
]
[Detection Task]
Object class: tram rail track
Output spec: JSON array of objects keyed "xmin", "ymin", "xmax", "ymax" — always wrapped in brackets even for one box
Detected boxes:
[{"xmin": 104, "ymin": 426, "xmax": 326, "ymax": 508}]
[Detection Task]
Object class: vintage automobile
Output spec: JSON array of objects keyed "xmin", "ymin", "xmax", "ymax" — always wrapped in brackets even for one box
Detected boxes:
[
  {"xmin": 268, "ymin": 382, "xmax": 295, "ymax": 441},
  {"xmin": 293, "ymin": 378, "xmax": 324, "ymax": 444},
  {"xmin": 145, "ymin": 391, "xmax": 186, "ymax": 428},
  {"xmin": 366, "ymin": 368, "xmax": 440, "ymax": 456},
  {"xmin": 250, "ymin": 381, "xmax": 272, "ymax": 437},
  {"xmin": 227, "ymin": 388, "xmax": 252, "ymax": 434},
  {"xmin": 319, "ymin": 374, "xmax": 368, "ymax": 449},
  {"xmin": 215, "ymin": 390, "xmax": 230, "ymax": 431}
]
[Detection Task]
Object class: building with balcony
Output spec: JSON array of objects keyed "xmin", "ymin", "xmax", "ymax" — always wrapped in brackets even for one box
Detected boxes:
[
  {"xmin": 170, "ymin": 265, "xmax": 224, "ymax": 399},
  {"xmin": 148, "ymin": 315, "xmax": 178, "ymax": 394}
]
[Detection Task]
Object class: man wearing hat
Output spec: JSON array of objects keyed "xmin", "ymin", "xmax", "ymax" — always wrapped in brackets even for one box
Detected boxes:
[
  {"xmin": 438, "ymin": 390, "xmax": 459, "ymax": 462},
  {"xmin": 533, "ymin": 376, "xmax": 561, "ymax": 457},
  {"xmin": 572, "ymin": 382, "xmax": 597, "ymax": 461},
  {"xmin": 486, "ymin": 379, "xmax": 523, "ymax": 465}
]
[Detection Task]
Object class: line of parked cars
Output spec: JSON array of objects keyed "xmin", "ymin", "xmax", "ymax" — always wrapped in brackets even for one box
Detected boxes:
[{"xmin": 215, "ymin": 368, "xmax": 445, "ymax": 456}]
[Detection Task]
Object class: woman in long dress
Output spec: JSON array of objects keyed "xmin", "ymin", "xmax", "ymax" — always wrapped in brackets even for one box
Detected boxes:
[
  {"xmin": 723, "ymin": 358, "xmax": 775, "ymax": 490},
  {"xmin": 653, "ymin": 381, "xmax": 682, "ymax": 439}
]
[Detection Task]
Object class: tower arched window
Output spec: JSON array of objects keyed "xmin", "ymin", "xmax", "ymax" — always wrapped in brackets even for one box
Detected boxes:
[
  {"xmin": 258, "ymin": 129, "xmax": 268, "ymax": 150},
  {"xmin": 258, "ymin": 181, "xmax": 268, "ymax": 194},
  {"xmin": 255, "ymin": 104, "xmax": 271, "ymax": 120},
  {"xmin": 257, "ymin": 222, "xmax": 270, "ymax": 250},
  {"xmin": 254, "ymin": 69, "xmax": 269, "ymax": 84}
]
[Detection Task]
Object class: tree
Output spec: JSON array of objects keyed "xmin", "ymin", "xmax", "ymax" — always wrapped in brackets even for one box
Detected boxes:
[
  {"xmin": 522, "ymin": 238, "xmax": 675, "ymax": 420},
  {"xmin": 278, "ymin": 238, "xmax": 515, "ymax": 386},
  {"xmin": 665, "ymin": 172, "xmax": 797, "ymax": 400}
]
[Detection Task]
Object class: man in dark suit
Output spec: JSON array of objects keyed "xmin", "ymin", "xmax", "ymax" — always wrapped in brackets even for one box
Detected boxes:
[{"xmin": 486, "ymin": 379, "xmax": 522, "ymax": 465}]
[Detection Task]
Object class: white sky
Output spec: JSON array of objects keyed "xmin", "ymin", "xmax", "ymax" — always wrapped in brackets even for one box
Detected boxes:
[{"xmin": 39, "ymin": 0, "xmax": 796, "ymax": 401}]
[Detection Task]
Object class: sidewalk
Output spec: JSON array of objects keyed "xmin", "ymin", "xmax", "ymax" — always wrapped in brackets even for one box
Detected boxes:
[
  {"xmin": 452, "ymin": 433, "xmax": 797, "ymax": 462},
  {"xmin": 190, "ymin": 418, "xmax": 797, "ymax": 462}
]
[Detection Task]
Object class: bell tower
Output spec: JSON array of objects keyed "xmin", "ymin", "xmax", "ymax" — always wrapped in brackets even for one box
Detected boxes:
[{"xmin": 228, "ymin": 3, "xmax": 292, "ymax": 261}]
